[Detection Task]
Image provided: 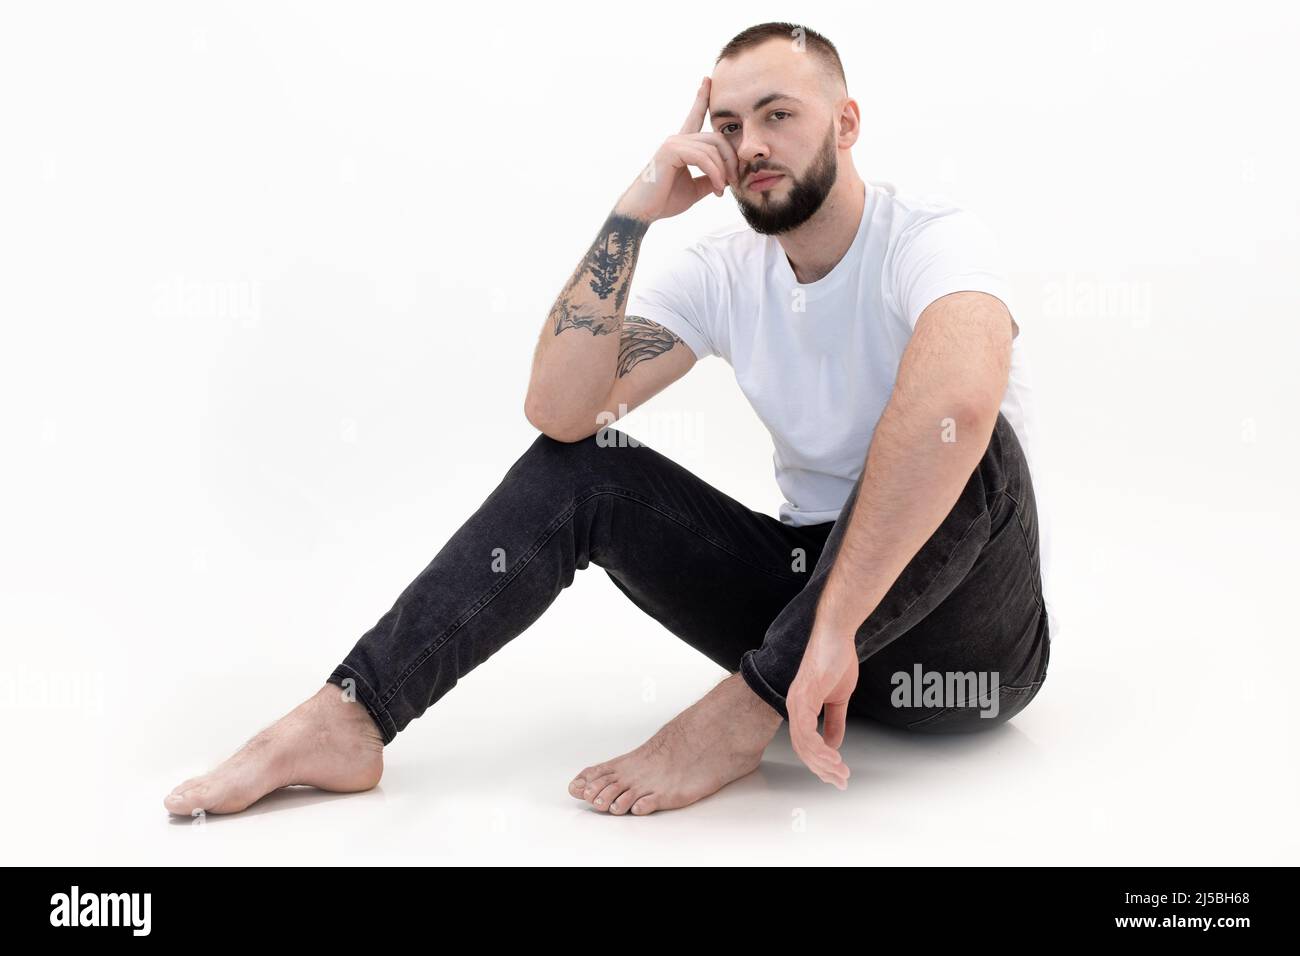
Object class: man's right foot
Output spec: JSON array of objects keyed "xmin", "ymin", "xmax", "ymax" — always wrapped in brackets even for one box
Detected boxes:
[{"xmin": 163, "ymin": 683, "xmax": 385, "ymax": 816}]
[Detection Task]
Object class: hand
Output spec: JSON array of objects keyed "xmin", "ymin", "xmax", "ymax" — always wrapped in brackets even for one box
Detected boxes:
[
  {"xmin": 787, "ymin": 625, "xmax": 860, "ymax": 789},
  {"xmin": 614, "ymin": 76, "xmax": 741, "ymax": 223}
]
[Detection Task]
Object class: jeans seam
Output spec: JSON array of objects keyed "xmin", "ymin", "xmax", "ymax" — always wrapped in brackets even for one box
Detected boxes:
[
  {"xmin": 904, "ymin": 678, "xmax": 1043, "ymax": 729},
  {"xmin": 591, "ymin": 484, "xmax": 812, "ymax": 583},
  {"xmin": 1001, "ymin": 487, "xmax": 1046, "ymax": 613},
  {"xmin": 381, "ymin": 485, "xmax": 806, "ymax": 712},
  {"xmin": 328, "ymin": 662, "xmax": 398, "ymax": 744},
  {"xmin": 851, "ymin": 508, "xmax": 988, "ymax": 656}
]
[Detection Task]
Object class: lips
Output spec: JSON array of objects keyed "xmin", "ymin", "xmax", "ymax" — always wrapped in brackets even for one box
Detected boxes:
[{"xmin": 748, "ymin": 172, "xmax": 782, "ymax": 187}]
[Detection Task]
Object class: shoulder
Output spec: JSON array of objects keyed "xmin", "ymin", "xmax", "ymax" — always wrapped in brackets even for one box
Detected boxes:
[
  {"xmin": 878, "ymin": 183, "xmax": 998, "ymax": 250},
  {"xmin": 687, "ymin": 218, "xmax": 763, "ymax": 278}
]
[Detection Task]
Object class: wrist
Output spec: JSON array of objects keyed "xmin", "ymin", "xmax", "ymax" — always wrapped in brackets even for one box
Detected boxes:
[
  {"xmin": 612, "ymin": 199, "xmax": 656, "ymax": 225},
  {"xmin": 814, "ymin": 593, "xmax": 867, "ymax": 639},
  {"xmin": 613, "ymin": 176, "xmax": 660, "ymax": 224}
]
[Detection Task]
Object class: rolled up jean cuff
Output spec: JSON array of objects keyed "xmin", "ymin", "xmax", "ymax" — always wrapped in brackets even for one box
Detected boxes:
[{"xmin": 739, "ymin": 647, "xmax": 791, "ymax": 722}]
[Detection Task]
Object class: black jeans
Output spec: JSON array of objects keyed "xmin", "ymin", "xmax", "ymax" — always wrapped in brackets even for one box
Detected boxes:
[{"xmin": 326, "ymin": 412, "xmax": 1050, "ymax": 744}]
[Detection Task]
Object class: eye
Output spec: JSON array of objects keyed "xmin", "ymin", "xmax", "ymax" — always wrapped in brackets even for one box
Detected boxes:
[{"xmin": 720, "ymin": 111, "xmax": 790, "ymax": 135}]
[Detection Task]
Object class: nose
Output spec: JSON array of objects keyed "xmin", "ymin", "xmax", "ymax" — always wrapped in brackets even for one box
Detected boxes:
[{"xmin": 737, "ymin": 134, "xmax": 768, "ymax": 171}]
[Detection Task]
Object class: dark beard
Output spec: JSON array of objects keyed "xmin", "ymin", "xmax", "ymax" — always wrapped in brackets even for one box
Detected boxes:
[{"xmin": 735, "ymin": 123, "xmax": 839, "ymax": 235}]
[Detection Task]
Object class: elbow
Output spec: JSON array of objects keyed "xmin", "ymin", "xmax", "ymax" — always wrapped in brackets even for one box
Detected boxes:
[
  {"xmin": 950, "ymin": 394, "xmax": 1001, "ymax": 441},
  {"xmin": 524, "ymin": 395, "xmax": 599, "ymax": 443}
]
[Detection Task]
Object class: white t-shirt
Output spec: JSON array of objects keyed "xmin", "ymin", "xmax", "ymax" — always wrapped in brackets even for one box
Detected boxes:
[{"xmin": 625, "ymin": 178, "xmax": 1042, "ymax": 527}]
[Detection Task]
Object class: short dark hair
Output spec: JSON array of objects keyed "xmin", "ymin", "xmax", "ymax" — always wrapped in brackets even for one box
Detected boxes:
[{"xmin": 715, "ymin": 22, "xmax": 847, "ymax": 95}]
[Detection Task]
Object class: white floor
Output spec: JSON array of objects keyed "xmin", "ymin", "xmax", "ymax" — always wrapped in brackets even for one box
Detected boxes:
[{"xmin": 4, "ymin": 455, "xmax": 1297, "ymax": 865}]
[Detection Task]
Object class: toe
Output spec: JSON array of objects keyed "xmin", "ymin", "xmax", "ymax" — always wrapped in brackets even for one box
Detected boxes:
[
  {"xmin": 163, "ymin": 791, "xmax": 187, "ymax": 815},
  {"xmin": 591, "ymin": 782, "xmax": 625, "ymax": 811},
  {"xmin": 166, "ymin": 776, "xmax": 200, "ymax": 803},
  {"xmin": 581, "ymin": 772, "xmax": 616, "ymax": 802},
  {"xmin": 164, "ymin": 783, "xmax": 204, "ymax": 815},
  {"xmin": 630, "ymin": 793, "xmax": 658, "ymax": 815},
  {"xmin": 607, "ymin": 786, "xmax": 644, "ymax": 815},
  {"xmin": 568, "ymin": 767, "xmax": 598, "ymax": 799}
]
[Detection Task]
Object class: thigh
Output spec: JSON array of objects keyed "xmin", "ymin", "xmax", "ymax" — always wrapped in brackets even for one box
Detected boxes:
[
  {"xmin": 544, "ymin": 427, "xmax": 835, "ymax": 672},
  {"xmin": 844, "ymin": 413, "xmax": 1050, "ymax": 729},
  {"xmin": 849, "ymin": 603, "xmax": 1050, "ymax": 731},
  {"xmin": 896, "ymin": 643, "xmax": 1048, "ymax": 734}
]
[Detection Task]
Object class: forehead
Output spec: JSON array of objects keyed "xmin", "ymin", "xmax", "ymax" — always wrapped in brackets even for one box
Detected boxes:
[{"xmin": 709, "ymin": 39, "xmax": 822, "ymax": 117}]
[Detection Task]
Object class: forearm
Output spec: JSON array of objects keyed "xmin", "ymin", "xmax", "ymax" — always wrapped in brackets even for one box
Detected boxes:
[
  {"xmin": 525, "ymin": 205, "xmax": 652, "ymax": 436},
  {"xmin": 814, "ymin": 384, "xmax": 999, "ymax": 636}
]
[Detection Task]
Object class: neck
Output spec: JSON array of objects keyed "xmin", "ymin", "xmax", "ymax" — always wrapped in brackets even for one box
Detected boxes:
[{"xmin": 778, "ymin": 171, "xmax": 866, "ymax": 283}]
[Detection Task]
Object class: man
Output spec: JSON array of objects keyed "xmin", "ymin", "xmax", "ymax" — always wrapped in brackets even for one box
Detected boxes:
[{"xmin": 164, "ymin": 21, "xmax": 1050, "ymax": 818}]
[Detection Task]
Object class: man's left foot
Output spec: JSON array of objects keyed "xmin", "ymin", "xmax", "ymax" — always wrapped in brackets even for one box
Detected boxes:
[{"xmin": 568, "ymin": 672, "xmax": 783, "ymax": 815}]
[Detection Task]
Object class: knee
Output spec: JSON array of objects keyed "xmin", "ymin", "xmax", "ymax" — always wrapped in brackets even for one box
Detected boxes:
[
  {"xmin": 974, "ymin": 412, "xmax": 1027, "ymax": 502},
  {"xmin": 511, "ymin": 426, "xmax": 631, "ymax": 489},
  {"xmin": 520, "ymin": 426, "xmax": 603, "ymax": 467}
]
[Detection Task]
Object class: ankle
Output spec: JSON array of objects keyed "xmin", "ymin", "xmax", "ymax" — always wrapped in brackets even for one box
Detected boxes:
[
  {"xmin": 727, "ymin": 672, "xmax": 783, "ymax": 729},
  {"xmin": 311, "ymin": 684, "xmax": 384, "ymax": 742}
]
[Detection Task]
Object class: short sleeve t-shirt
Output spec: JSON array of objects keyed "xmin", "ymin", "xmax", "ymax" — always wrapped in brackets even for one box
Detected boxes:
[{"xmin": 624, "ymin": 178, "xmax": 1041, "ymax": 536}]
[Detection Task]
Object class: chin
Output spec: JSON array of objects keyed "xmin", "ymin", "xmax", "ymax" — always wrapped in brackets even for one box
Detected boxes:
[{"xmin": 738, "ymin": 204, "xmax": 794, "ymax": 236}]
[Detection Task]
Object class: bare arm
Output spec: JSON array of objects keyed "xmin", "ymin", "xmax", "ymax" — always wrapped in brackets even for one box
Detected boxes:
[
  {"xmin": 786, "ymin": 291, "xmax": 1016, "ymax": 785},
  {"xmin": 523, "ymin": 76, "xmax": 738, "ymax": 442},
  {"xmin": 523, "ymin": 209, "xmax": 696, "ymax": 442},
  {"xmin": 815, "ymin": 291, "xmax": 1014, "ymax": 632}
]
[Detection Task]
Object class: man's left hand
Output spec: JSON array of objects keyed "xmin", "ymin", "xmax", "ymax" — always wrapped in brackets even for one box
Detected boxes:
[{"xmin": 787, "ymin": 625, "xmax": 860, "ymax": 788}]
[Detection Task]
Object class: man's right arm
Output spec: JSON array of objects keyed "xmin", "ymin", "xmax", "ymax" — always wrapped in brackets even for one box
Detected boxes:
[
  {"xmin": 523, "ymin": 205, "xmax": 696, "ymax": 442},
  {"xmin": 523, "ymin": 75, "xmax": 738, "ymax": 442}
]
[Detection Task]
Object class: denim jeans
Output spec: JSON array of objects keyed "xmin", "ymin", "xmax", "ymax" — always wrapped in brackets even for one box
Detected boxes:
[{"xmin": 326, "ymin": 411, "xmax": 1050, "ymax": 744}]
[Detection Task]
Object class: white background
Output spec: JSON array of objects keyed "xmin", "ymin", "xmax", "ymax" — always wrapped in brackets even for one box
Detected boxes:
[{"xmin": 2, "ymin": 1, "xmax": 1296, "ymax": 864}]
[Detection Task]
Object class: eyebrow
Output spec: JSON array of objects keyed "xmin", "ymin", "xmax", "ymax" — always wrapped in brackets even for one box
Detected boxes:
[{"xmin": 709, "ymin": 92, "xmax": 803, "ymax": 121}]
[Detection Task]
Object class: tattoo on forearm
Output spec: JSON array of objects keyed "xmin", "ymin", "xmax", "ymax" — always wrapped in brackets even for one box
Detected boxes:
[
  {"xmin": 618, "ymin": 315, "xmax": 681, "ymax": 377},
  {"xmin": 584, "ymin": 213, "xmax": 648, "ymax": 309},
  {"xmin": 551, "ymin": 299, "xmax": 618, "ymax": 336},
  {"xmin": 550, "ymin": 211, "xmax": 650, "ymax": 337}
]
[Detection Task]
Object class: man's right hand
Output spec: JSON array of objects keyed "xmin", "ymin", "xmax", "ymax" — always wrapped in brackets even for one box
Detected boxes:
[{"xmin": 614, "ymin": 76, "xmax": 741, "ymax": 224}]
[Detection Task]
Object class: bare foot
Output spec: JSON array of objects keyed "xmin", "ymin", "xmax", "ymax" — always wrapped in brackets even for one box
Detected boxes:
[
  {"xmin": 163, "ymin": 683, "xmax": 385, "ymax": 816},
  {"xmin": 568, "ymin": 672, "xmax": 783, "ymax": 815}
]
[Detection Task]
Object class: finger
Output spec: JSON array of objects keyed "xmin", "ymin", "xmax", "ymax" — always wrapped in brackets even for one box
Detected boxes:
[
  {"xmin": 679, "ymin": 77, "xmax": 711, "ymax": 135},
  {"xmin": 823, "ymin": 700, "xmax": 848, "ymax": 750},
  {"xmin": 794, "ymin": 738, "xmax": 847, "ymax": 788},
  {"xmin": 789, "ymin": 697, "xmax": 845, "ymax": 781},
  {"xmin": 690, "ymin": 174, "xmax": 717, "ymax": 202},
  {"xmin": 793, "ymin": 709, "xmax": 848, "ymax": 782},
  {"xmin": 703, "ymin": 137, "xmax": 740, "ymax": 188},
  {"xmin": 674, "ymin": 143, "xmax": 726, "ymax": 195},
  {"xmin": 693, "ymin": 131, "xmax": 741, "ymax": 186},
  {"xmin": 806, "ymin": 749, "xmax": 847, "ymax": 785},
  {"xmin": 694, "ymin": 142, "xmax": 732, "ymax": 192},
  {"xmin": 809, "ymin": 732, "xmax": 848, "ymax": 773},
  {"xmin": 677, "ymin": 142, "xmax": 726, "ymax": 192},
  {"xmin": 790, "ymin": 733, "xmax": 826, "ymax": 783}
]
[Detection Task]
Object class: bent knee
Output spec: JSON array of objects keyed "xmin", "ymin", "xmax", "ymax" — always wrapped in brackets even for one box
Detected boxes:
[{"xmin": 512, "ymin": 426, "xmax": 640, "ymax": 489}]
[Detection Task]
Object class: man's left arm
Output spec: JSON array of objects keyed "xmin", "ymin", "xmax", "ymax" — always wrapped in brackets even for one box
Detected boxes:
[{"xmin": 787, "ymin": 290, "xmax": 1016, "ymax": 787}]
